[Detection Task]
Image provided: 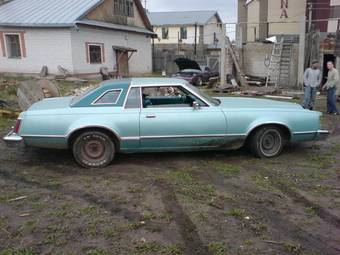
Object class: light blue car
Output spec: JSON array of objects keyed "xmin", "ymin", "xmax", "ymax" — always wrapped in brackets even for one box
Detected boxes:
[{"xmin": 4, "ymin": 78, "xmax": 329, "ymax": 168}]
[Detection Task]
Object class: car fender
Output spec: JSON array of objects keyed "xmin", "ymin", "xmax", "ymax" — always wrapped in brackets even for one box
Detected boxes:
[{"xmin": 245, "ymin": 117, "xmax": 293, "ymax": 138}]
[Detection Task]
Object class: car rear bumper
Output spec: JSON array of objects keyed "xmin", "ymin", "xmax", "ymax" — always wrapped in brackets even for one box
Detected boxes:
[
  {"xmin": 3, "ymin": 131, "xmax": 23, "ymax": 147},
  {"xmin": 316, "ymin": 130, "xmax": 330, "ymax": 141}
]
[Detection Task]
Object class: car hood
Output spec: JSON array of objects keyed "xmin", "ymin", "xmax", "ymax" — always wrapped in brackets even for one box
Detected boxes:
[
  {"xmin": 28, "ymin": 96, "xmax": 73, "ymax": 111},
  {"xmin": 174, "ymin": 58, "xmax": 201, "ymax": 71},
  {"xmin": 215, "ymin": 97, "xmax": 303, "ymax": 110}
]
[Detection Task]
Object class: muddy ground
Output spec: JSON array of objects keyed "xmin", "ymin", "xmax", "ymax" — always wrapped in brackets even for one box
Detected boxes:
[{"xmin": 0, "ymin": 80, "xmax": 340, "ymax": 255}]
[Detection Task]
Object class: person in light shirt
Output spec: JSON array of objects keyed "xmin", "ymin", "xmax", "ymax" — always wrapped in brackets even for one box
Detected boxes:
[{"xmin": 302, "ymin": 60, "xmax": 321, "ymax": 111}]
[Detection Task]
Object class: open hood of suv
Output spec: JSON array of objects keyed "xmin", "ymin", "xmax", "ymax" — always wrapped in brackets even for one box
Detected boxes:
[{"xmin": 174, "ymin": 58, "xmax": 201, "ymax": 71}]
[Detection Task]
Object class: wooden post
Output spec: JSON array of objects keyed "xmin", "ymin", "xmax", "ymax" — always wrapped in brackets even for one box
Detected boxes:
[{"xmin": 220, "ymin": 24, "xmax": 226, "ymax": 86}]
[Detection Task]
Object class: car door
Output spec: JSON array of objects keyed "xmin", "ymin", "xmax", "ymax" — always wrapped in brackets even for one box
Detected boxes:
[{"xmin": 139, "ymin": 85, "xmax": 227, "ymax": 150}]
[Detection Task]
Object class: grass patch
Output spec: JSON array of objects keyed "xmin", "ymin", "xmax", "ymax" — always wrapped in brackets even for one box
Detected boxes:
[
  {"xmin": 0, "ymin": 248, "xmax": 37, "ymax": 255},
  {"xmin": 0, "ymin": 117, "xmax": 14, "ymax": 131},
  {"xmin": 305, "ymin": 207, "xmax": 318, "ymax": 217},
  {"xmin": 168, "ymin": 170, "xmax": 216, "ymax": 201},
  {"xmin": 225, "ymin": 208, "xmax": 246, "ymax": 218},
  {"xmin": 85, "ymin": 249, "xmax": 108, "ymax": 255},
  {"xmin": 135, "ymin": 242, "xmax": 183, "ymax": 255},
  {"xmin": 207, "ymin": 161, "xmax": 241, "ymax": 176},
  {"xmin": 208, "ymin": 242, "xmax": 228, "ymax": 255}
]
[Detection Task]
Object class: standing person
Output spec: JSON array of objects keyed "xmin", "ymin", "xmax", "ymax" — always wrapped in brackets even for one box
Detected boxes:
[
  {"xmin": 302, "ymin": 61, "xmax": 321, "ymax": 110},
  {"xmin": 322, "ymin": 61, "xmax": 340, "ymax": 115}
]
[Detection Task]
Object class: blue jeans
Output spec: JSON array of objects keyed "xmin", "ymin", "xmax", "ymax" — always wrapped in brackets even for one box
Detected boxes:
[
  {"xmin": 327, "ymin": 87, "xmax": 339, "ymax": 114},
  {"xmin": 302, "ymin": 86, "xmax": 317, "ymax": 109}
]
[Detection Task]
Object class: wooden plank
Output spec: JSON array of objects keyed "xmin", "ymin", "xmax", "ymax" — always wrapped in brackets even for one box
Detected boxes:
[{"xmin": 225, "ymin": 37, "xmax": 249, "ymax": 90}]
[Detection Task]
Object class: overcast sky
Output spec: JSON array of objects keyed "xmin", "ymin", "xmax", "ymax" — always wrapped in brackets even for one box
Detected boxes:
[{"xmin": 146, "ymin": 0, "xmax": 237, "ymax": 38}]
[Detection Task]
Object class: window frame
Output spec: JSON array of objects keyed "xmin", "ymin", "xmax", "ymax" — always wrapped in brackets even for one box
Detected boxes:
[
  {"xmin": 137, "ymin": 84, "xmax": 209, "ymax": 109},
  {"xmin": 4, "ymin": 33, "xmax": 22, "ymax": 59},
  {"xmin": 161, "ymin": 27, "xmax": 169, "ymax": 40},
  {"xmin": 113, "ymin": 0, "xmax": 134, "ymax": 17},
  {"xmin": 180, "ymin": 27, "xmax": 187, "ymax": 40},
  {"xmin": 92, "ymin": 89, "xmax": 123, "ymax": 105},
  {"xmin": 86, "ymin": 42, "xmax": 105, "ymax": 64},
  {"xmin": 124, "ymin": 86, "xmax": 142, "ymax": 109}
]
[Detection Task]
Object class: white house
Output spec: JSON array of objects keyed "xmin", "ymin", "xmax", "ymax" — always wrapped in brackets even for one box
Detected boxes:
[
  {"xmin": 147, "ymin": 11, "xmax": 223, "ymax": 53},
  {"xmin": 0, "ymin": 0, "xmax": 155, "ymax": 76}
]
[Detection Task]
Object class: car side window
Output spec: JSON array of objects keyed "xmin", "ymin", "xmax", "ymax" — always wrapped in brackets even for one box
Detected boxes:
[
  {"xmin": 142, "ymin": 86, "xmax": 207, "ymax": 108},
  {"xmin": 93, "ymin": 89, "xmax": 122, "ymax": 105},
  {"xmin": 125, "ymin": 87, "xmax": 141, "ymax": 109}
]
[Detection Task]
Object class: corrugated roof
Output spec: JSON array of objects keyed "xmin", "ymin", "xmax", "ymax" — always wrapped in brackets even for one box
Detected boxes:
[
  {"xmin": 0, "ymin": 0, "xmax": 103, "ymax": 26},
  {"xmin": 147, "ymin": 11, "xmax": 221, "ymax": 26}
]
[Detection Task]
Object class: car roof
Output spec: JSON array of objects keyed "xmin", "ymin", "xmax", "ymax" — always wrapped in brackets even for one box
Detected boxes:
[{"xmin": 130, "ymin": 77, "xmax": 187, "ymax": 86}]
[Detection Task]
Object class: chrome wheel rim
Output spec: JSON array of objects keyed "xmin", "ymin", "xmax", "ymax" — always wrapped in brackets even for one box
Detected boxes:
[{"xmin": 259, "ymin": 129, "xmax": 282, "ymax": 157}]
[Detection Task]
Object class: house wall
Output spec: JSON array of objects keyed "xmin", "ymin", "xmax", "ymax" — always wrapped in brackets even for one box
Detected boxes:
[
  {"xmin": 0, "ymin": 27, "xmax": 73, "ymax": 74},
  {"xmin": 84, "ymin": 0, "xmax": 147, "ymax": 28},
  {"xmin": 153, "ymin": 25, "xmax": 198, "ymax": 44},
  {"xmin": 203, "ymin": 16, "xmax": 222, "ymax": 45},
  {"xmin": 70, "ymin": 26, "xmax": 152, "ymax": 75},
  {"xmin": 246, "ymin": 0, "xmax": 260, "ymax": 42}
]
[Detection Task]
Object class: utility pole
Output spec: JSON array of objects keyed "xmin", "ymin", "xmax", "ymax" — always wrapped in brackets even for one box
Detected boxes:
[
  {"xmin": 220, "ymin": 23, "xmax": 226, "ymax": 86},
  {"xmin": 308, "ymin": 2, "xmax": 313, "ymax": 32},
  {"xmin": 194, "ymin": 22, "xmax": 198, "ymax": 55},
  {"xmin": 298, "ymin": 15, "xmax": 306, "ymax": 90}
]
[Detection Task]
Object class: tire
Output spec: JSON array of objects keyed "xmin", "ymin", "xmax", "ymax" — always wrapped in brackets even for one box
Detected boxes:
[
  {"xmin": 249, "ymin": 126, "xmax": 285, "ymax": 158},
  {"xmin": 195, "ymin": 77, "xmax": 203, "ymax": 86},
  {"xmin": 72, "ymin": 131, "xmax": 115, "ymax": 168}
]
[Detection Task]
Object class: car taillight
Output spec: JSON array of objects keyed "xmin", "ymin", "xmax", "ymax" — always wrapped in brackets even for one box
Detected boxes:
[{"xmin": 13, "ymin": 119, "xmax": 22, "ymax": 134}]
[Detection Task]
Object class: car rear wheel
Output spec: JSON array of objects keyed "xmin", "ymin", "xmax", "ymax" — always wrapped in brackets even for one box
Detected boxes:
[
  {"xmin": 72, "ymin": 131, "xmax": 115, "ymax": 168},
  {"xmin": 195, "ymin": 77, "xmax": 203, "ymax": 86},
  {"xmin": 249, "ymin": 126, "xmax": 284, "ymax": 158}
]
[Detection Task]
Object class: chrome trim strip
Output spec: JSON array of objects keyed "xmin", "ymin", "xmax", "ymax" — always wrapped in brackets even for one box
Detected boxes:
[
  {"xmin": 140, "ymin": 134, "xmax": 245, "ymax": 139},
  {"xmin": 293, "ymin": 131, "xmax": 319, "ymax": 135},
  {"xmin": 21, "ymin": 134, "xmax": 66, "ymax": 138},
  {"xmin": 91, "ymin": 89, "xmax": 123, "ymax": 105},
  {"xmin": 121, "ymin": 136, "xmax": 140, "ymax": 141},
  {"xmin": 130, "ymin": 83, "xmax": 212, "ymax": 107}
]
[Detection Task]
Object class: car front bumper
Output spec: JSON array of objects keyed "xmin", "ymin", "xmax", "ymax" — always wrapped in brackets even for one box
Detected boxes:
[
  {"xmin": 316, "ymin": 130, "xmax": 330, "ymax": 141},
  {"xmin": 3, "ymin": 131, "xmax": 23, "ymax": 147}
]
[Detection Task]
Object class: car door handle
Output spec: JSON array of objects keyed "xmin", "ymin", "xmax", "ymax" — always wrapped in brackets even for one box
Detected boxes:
[{"xmin": 146, "ymin": 114, "xmax": 156, "ymax": 118}]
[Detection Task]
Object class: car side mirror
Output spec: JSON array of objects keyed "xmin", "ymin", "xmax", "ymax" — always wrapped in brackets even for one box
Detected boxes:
[{"xmin": 193, "ymin": 101, "xmax": 201, "ymax": 110}]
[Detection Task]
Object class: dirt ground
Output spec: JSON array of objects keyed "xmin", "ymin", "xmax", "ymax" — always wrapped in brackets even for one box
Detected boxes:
[{"xmin": 1, "ymin": 79, "xmax": 340, "ymax": 255}]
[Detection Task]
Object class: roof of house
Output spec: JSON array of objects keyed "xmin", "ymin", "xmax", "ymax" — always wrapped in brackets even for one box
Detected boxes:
[
  {"xmin": 147, "ymin": 10, "xmax": 222, "ymax": 26},
  {"xmin": 0, "ymin": 0, "xmax": 154, "ymax": 34}
]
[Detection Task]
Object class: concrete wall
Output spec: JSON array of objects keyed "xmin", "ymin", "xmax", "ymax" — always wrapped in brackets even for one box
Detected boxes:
[
  {"xmin": 241, "ymin": 42, "xmax": 299, "ymax": 88},
  {"xmin": 70, "ymin": 26, "xmax": 152, "ymax": 75},
  {"xmin": 246, "ymin": 0, "xmax": 260, "ymax": 42},
  {"xmin": 0, "ymin": 28, "xmax": 73, "ymax": 74},
  {"xmin": 268, "ymin": 0, "xmax": 307, "ymax": 36}
]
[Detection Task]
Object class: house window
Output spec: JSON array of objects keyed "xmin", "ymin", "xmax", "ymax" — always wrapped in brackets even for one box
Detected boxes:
[
  {"xmin": 87, "ymin": 43, "xmax": 104, "ymax": 64},
  {"xmin": 5, "ymin": 34, "xmax": 21, "ymax": 58},
  {"xmin": 180, "ymin": 27, "xmax": 187, "ymax": 40},
  {"xmin": 113, "ymin": 0, "xmax": 134, "ymax": 17},
  {"xmin": 162, "ymin": 27, "xmax": 169, "ymax": 39}
]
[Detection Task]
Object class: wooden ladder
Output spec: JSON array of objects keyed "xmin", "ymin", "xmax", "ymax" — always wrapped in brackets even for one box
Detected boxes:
[{"xmin": 265, "ymin": 38, "xmax": 284, "ymax": 87}]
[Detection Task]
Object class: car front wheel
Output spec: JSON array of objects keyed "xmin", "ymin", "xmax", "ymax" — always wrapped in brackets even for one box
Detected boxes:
[
  {"xmin": 72, "ymin": 131, "xmax": 115, "ymax": 168},
  {"xmin": 249, "ymin": 126, "xmax": 284, "ymax": 158}
]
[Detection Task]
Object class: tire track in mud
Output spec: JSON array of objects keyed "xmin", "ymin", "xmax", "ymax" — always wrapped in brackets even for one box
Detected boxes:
[
  {"xmin": 155, "ymin": 179, "xmax": 212, "ymax": 255},
  {"xmin": 0, "ymin": 168, "xmax": 146, "ymax": 223},
  {"xmin": 201, "ymin": 170, "xmax": 340, "ymax": 255}
]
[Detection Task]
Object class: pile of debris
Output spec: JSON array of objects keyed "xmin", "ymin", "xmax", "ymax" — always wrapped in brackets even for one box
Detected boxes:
[
  {"xmin": 0, "ymin": 78, "xmax": 20, "ymax": 91},
  {"xmin": 67, "ymin": 85, "xmax": 98, "ymax": 97}
]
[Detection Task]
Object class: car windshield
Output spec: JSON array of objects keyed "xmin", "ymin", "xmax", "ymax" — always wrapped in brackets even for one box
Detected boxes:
[{"xmin": 185, "ymin": 82, "xmax": 221, "ymax": 106}]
